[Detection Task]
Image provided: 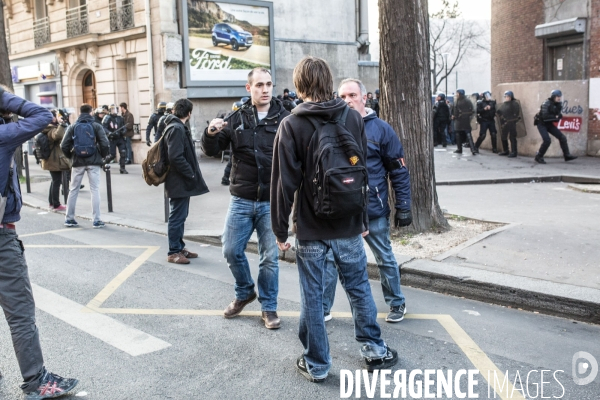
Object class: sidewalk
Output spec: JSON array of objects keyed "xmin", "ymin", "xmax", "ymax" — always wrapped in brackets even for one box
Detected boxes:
[{"xmin": 21, "ymin": 148, "xmax": 600, "ymax": 323}]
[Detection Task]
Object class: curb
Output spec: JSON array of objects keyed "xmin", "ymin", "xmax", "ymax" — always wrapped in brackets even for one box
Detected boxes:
[
  {"xmin": 183, "ymin": 234, "xmax": 600, "ymax": 325},
  {"xmin": 437, "ymin": 174, "xmax": 600, "ymax": 186}
]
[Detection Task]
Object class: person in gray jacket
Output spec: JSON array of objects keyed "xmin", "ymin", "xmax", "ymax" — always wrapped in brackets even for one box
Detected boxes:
[{"xmin": 61, "ymin": 103, "xmax": 110, "ymax": 228}]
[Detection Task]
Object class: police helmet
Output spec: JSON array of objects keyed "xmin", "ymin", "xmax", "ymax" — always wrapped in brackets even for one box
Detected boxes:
[
  {"xmin": 109, "ymin": 104, "xmax": 119, "ymax": 115},
  {"xmin": 232, "ymin": 101, "xmax": 243, "ymax": 111},
  {"xmin": 483, "ymin": 91, "xmax": 492, "ymax": 101},
  {"xmin": 95, "ymin": 107, "xmax": 105, "ymax": 115},
  {"xmin": 157, "ymin": 102, "xmax": 167, "ymax": 112},
  {"xmin": 504, "ymin": 91, "xmax": 514, "ymax": 100},
  {"xmin": 438, "ymin": 93, "xmax": 446, "ymax": 101},
  {"xmin": 241, "ymin": 96, "xmax": 250, "ymax": 104},
  {"xmin": 166, "ymin": 102, "xmax": 174, "ymax": 113},
  {"xmin": 375, "ymin": 89, "xmax": 380, "ymax": 95},
  {"xmin": 551, "ymin": 89, "xmax": 562, "ymax": 100},
  {"xmin": 456, "ymin": 89, "xmax": 465, "ymax": 97}
]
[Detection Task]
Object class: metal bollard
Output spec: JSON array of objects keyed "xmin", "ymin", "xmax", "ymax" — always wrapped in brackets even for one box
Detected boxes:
[
  {"xmin": 62, "ymin": 170, "xmax": 70, "ymax": 205},
  {"xmin": 164, "ymin": 187, "xmax": 169, "ymax": 223},
  {"xmin": 23, "ymin": 151, "xmax": 31, "ymax": 193},
  {"xmin": 104, "ymin": 164, "xmax": 113, "ymax": 212}
]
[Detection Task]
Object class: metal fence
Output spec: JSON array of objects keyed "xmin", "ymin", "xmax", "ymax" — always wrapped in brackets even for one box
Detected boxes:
[
  {"xmin": 66, "ymin": 4, "xmax": 89, "ymax": 38},
  {"xmin": 109, "ymin": 0, "xmax": 134, "ymax": 32},
  {"xmin": 33, "ymin": 17, "xmax": 50, "ymax": 48}
]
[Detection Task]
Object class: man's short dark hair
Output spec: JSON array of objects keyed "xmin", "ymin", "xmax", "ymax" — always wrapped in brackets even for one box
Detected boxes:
[
  {"xmin": 247, "ymin": 67, "xmax": 271, "ymax": 85},
  {"xmin": 119, "ymin": 102, "xmax": 128, "ymax": 110},
  {"xmin": 80, "ymin": 104, "xmax": 93, "ymax": 114},
  {"xmin": 173, "ymin": 99, "xmax": 193, "ymax": 119},
  {"xmin": 283, "ymin": 88, "xmax": 289, "ymax": 94}
]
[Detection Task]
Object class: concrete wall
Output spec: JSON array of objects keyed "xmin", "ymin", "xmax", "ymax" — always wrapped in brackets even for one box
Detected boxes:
[
  {"xmin": 358, "ymin": 62, "xmax": 380, "ymax": 93},
  {"xmin": 485, "ymin": 81, "xmax": 589, "ymax": 157}
]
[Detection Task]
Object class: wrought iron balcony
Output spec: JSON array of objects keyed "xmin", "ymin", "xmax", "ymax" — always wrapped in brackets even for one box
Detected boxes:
[
  {"xmin": 109, "ymin": 0, "xmax": 134, "ymax": 32},
  {"xmin": 66, "ymin": 4, "xmax": 89, "ymax": 38},
  {"xmin": 33, "ymin": 17, "xmax": 50, "ymax": 48}
]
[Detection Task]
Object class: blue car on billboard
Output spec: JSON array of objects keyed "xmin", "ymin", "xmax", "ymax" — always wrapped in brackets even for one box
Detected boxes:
[{"xmin": 212, "ymin": 23, "xmax": 253, "ymax": 51}]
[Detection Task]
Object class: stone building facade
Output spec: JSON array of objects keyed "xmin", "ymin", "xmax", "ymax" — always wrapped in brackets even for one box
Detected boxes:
[
  {"xmin": 6, "ymin": 0, "xmax": 377, "ymax": 162},
  {"xmin": 491, "ymin": 0, "xmax": 600, "ymax": 157}
]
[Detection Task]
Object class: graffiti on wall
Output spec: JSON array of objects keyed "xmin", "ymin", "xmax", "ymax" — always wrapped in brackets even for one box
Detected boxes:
[{"xmin": 555, "ymin": 100, "xmax": 583, "ymax": 133}]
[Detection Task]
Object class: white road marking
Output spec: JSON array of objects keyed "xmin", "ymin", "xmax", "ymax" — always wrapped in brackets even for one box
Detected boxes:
[
  {"xmin": 463, "ymin": 310, "xmax": 481, "ymax": 316},
  {"xmin": 32, "ymin": 284, "xmax": 171, "ymax": 356}
]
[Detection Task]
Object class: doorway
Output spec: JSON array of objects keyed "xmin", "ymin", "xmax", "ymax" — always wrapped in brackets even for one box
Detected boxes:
[{"xmin": 82, "ymin": 70, "xmax": 97, "ymax": 108}]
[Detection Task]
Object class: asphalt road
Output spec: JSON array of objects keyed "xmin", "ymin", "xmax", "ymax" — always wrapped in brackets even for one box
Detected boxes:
[{"xmin": 0, "ymin": 206, "xmax": 599, "ymax": 399}]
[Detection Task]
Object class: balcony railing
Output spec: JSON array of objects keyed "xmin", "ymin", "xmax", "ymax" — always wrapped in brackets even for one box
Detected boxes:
[
  {"xmin": 33, "ymin": 17, "xmax": 50, "ymax": 48},
  {"xmin": 109, "ymin": 0, "xmax": 134, "ymax": 32},
  {"xmin": 66, "ymin": 4, "xmax": 89, "ymax": 38}
]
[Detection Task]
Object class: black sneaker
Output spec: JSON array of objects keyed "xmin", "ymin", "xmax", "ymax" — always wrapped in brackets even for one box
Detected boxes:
[
  {"xmin": 296, "ymin": 355, "xmax": 326, "ymax": 383},
  {"xmin": 25, "ymin": 371, "xmax": 78, "ymax": 399},
  {"xmin": 535, "ymin": 155, "xmax": 546, "ymax": 164},
  {"xmin": 364, "ymin": 347, "xmax": 399, "ymax": 372},
  {"xmin": 385, "ymin": 304, "xmax": 406, "ymax": 323},
  {"xmin": 64, "ymin": 219, "xmax": 78, "ymax": 227},
  {"xmin": 564, "ymin": 154, "xmax": 578, "ymax": 162}
]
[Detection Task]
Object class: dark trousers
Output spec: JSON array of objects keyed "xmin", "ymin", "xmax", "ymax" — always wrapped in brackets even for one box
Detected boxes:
[
  {"xmin": 125, "ymin": 137, "xmax": 133, "ymax": 162},
  {"xmin": 501, "ymin": 123, "xmax": 518, "ymax": 153},
  {"xmin": 475, "ymin": 121, "xmax": 497, "ymax": 150},
  {"xmin": 109, "ymin": 137, "xmax": 127, "ymax": 169},
  {"xmin": 537, "ymin": 123, "xmax": 570, "ymax": 157},
  {"xmin": 168, "ymin": 197, "xmax": 190, "ymax": 255},
  {"xmin": 223, "ymin": 159, "xmax": 232, "ymax": 179},
  {"xmin": 0, "ymin": 228, "xmax": 45, "ymax": 392},
  {"xmin": 48, "ymin": 171, "xmax": 63, "ymax": 208},
  {"xmin": 433, "ymin": 120, "xmax": 447, "ymax": 146}
]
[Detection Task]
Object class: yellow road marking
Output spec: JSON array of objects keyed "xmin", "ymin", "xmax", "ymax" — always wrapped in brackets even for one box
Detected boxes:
[
  {"xmin": 26, "ymin": 245, "xmax": 151, "ymax": 248},
  {"xmin": 86, "ymin": 246, "xmax": 160, "ymax": 309},
  {"xmin": 19, "ymin": 228, "xmax": 82, "ymax": 237}
]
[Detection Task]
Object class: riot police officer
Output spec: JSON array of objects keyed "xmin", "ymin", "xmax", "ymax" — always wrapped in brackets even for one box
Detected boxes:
[
  {"xmin": 496, "ymin": 91, "xmax": 521, "ymax": 157},
  {"xmin": 475, "ymin": 91, "xmax": 498, "ymax": 153},
  {"xmin": 433, "ymin": 93, "xmax": 450, "ymax": 147},
  {"xmin": 155, "ymin": 102, "xmax": 174, "ymax": 143},
  {"xmin": 452, "ymin": 89, "xmax": 477, "ymax": 155},
  {"xmin": 145, "ymin": 102, "xmax": 166, "ymax": 146},
  {"xmin": 535, "ymin": 90, "xmax": 578, "ymax": 164},
  {"xmin": 102, "ymin": 104, "xmax": 128, "ymax": 174}
]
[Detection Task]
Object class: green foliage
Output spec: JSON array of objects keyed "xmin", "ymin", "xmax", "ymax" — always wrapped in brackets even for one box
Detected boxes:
[{"xmin": 430, "ymin": 0, "xmax": 461, "ymax": 19}]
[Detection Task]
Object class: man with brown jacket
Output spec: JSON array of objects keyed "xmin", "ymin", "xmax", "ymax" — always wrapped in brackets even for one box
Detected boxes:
[
  {"xmin": 120, "ymin": 102, "xmax": 135, "ymax": 164},
  {"xmin": 40, "ymin": 110, "xmax": 71, "ymax": 211}
]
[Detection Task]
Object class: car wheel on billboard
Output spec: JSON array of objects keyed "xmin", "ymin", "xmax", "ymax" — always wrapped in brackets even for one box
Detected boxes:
[
  {"xmin": 231, "ymin": 39, "xmax": 239, "ymax": 51},
  {"xmin": 212, "ymin": 37, "xmax": 218, "ymax": 46}
]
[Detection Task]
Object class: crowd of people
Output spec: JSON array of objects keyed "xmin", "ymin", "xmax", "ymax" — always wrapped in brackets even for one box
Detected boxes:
[{"xmin": 432, "ymin": 89, "xmax": 579, "ymax": 162}]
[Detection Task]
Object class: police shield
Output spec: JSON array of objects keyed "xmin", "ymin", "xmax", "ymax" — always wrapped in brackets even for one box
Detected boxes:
[
  {"xmin": 453, "ymin": 94, "xmax": 476, "ymax": 131},
  {"xmin": 496, "ymin": 99, "xmax": 527, "ymax": 138}
]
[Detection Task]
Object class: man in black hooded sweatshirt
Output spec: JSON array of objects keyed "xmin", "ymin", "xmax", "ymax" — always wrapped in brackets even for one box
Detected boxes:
[{"xmin": 271, "ymin": 56, "xmax": 398, "ymax": 383}]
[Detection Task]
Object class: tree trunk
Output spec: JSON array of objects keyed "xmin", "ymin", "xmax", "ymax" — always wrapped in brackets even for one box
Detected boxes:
[
  {"xmin": 0, "ymin": 4, "xmax": 23, "ymax": 177},
  {"xmin": 379, "ymin": 0, "xmax": 449, "ymax": 232}
]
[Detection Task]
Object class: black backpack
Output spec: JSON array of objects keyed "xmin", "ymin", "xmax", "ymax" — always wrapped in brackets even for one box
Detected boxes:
[
  {"xmin": 305, "ymin": 106, "xmax": 368, "ymax": 219},
  {"xmin": 34, "ymin": 132, "xmax": 52, "ymax": 160}
]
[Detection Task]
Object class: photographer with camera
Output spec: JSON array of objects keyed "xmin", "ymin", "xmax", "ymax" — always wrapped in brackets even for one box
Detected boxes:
[
  {"xmin": 102, "ymin": 104, "xmax": 128, "ymax": 174},
  {"xmin": 61, "ymin": 103, "xmax": 110, "ymax": 229},
  {"xmin": 0, "ymin": 86, "xmax": 80, "ymax": 398}
]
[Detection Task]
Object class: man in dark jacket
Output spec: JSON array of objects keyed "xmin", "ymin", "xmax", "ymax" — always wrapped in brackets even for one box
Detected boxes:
[
  {"xmin": 102, "ymin": 104, "xmax": 128, "ymax": 173},
  {"xmin": 475, "ymin": 91, "xmax": 498, "ymax": 153},
  {"xmin": 534, "ymin": 90, "xmax": 578, "ymax": 164},
  {"xmin": 61, "ymin": 103, "xmax": 110, "ymax": 228},
  {"xmin": 496, "ymin": 91, "xmax": 521, "ymax": 157},
  {"xmin": 0, "ymin": 87, "xmax": 79, "ymax": 398},
  {"xmin": 163, "ymin": 99, "xmax": 209, "ymax": 264},
  {"xmin": 452, "ymin": 89, "xmax": 478, "ymax": 155},
  {"xmin": 322, "ymin": 78, "xmax": 412, "ymax": 323},
  {"xmin": 271, "ymin": 57, "xmax": 398, "ymax": 382},
  {"xmin": 146, "ymin": 102, "xmax": 166, "ymax": 146},
  {"xmin": 120, "ymin": 102, "xmax": 134, "ymax": 164},
  {"xmin": 202, "ymin": 68, "xmax": 289, "ymax": 330},
  {"xmin": 433, "ymin": 93, "xmax": 450, "ymax": 147}
]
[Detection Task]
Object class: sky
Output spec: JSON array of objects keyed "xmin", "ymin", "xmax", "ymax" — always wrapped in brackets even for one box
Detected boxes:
[{"xmin": 428, "ymin": 0, "xmax": 491, "ymax": 20}]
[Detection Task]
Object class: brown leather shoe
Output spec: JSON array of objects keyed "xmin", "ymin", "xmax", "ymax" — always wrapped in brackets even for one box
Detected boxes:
[
  {"xmin": 262, "ymin": 311, "xmax": 281, "ymax": 329},
  {"xmin": 223, "ymin": 292, "xmax": 257, "ymax": 318},
  {"xmin": 181, "ymin": 248, "xmax": 198, "ymax": 258},
  {"xmin": 167, "ymin": 252, "xmax": 190, "ymax": 264}
]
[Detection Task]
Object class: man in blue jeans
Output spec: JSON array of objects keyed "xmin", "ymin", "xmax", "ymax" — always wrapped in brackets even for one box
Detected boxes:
[
  {"xmin": 322, "ymin": 79, "xmax": 412, "ymax": 323},
  {"xmin": 202, "ymin": 68, "xmax": 289, "ymax": 329},
  {"xmin": 271, "ymin": 57, "xmax": 398, "ymax": 382}
]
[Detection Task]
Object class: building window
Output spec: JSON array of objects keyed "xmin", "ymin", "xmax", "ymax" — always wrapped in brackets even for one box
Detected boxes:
[
  {"xmin": 109, "ymin": 0, "xmax": 134, "ymax": 32},
  {"xmin": 33, "ymin": 0, "xmax": 50, "ymax": 48},
  {"xmin": 546, "ymin": 36, "xmax": 584, "ymax": 81},
  {"xmin": 66, "ymin": 0, "xmax": 89, "ymax": 38}
]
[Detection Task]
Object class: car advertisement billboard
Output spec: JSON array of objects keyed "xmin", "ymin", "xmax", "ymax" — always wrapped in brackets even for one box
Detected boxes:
[{"xmin": 181, "ymin": 0, "xmax": 274, "ymax": 95}]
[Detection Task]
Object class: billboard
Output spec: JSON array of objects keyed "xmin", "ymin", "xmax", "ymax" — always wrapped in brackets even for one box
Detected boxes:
[{"xmin": 181, "ymin": 0, "xmax": 275, "ymax": 97}]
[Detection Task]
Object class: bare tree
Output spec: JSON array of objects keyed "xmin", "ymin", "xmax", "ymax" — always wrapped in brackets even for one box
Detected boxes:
[
  {"xmin": 380, "ymin": 0, "xmax": 449, "ymax": 233},
  {"xmin": 0, "ymin": 3, "xmax": 23, "ymax": 177},
  {"xmin": 430, "ymin": 0, "xmax": 489, "ymax": 93}
]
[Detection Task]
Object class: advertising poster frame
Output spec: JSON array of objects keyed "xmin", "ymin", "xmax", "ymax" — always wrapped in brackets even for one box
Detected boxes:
[{"xmin": 180, "ymin": 0, "xmax": 275, "ymax": 98}]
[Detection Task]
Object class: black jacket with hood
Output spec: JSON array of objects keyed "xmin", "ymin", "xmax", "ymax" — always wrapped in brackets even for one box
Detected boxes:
[
  {"xmin": 163, "ymin": 114, "xmax": 209, "ymax": 199},
  {"xmin": 271, "ymin": 98, "xmax": 368, "ymax": 243},
  {"xmin": 201, "ymin": 97, "xmax": 289, "ymax": 202}
]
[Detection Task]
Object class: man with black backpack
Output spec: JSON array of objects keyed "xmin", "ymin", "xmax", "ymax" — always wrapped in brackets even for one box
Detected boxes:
[
  {"xmin": 61, "ymin": 103, "xmax": 110, "ymax": 228},
  {"xmin": 271, "ymin": 57, "xmax": 398, "ymax": 382},
  {"xmin": 202, "ymin": 67, "xmax": 289, "ymax": 330}
]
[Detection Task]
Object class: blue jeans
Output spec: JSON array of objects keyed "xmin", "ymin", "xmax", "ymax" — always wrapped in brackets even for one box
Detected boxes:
[
  {"xmin": 323, "ymin": 217, "xmax": 405, "ymax": 314},
  {"xmin": 222, "ymin": 196, "xmax": 278, "ymax": 311},
  {"xmin": 168, "ymin": 197, "xmax": 190, "ymax": 255},
  {"xmin": 125, "ymin": 137, "xmax": 133, "ymax": 162},
  {"xmin": 296, "ymin": 235, "xmax": 387, "ymax": 379}
]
